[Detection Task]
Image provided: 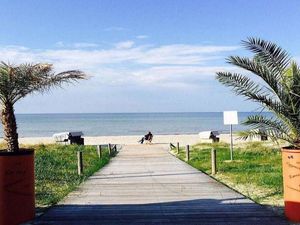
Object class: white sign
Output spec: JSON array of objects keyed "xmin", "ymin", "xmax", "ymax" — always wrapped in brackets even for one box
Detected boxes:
[{"xmin": 223, "ymin": 111, "xmax": 238, "ymax": 125}]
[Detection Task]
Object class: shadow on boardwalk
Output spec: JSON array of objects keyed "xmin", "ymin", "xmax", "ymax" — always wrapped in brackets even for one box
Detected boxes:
[{"xmin": 34, "ymin": 198, "xmax": 287, "ymax": 225}]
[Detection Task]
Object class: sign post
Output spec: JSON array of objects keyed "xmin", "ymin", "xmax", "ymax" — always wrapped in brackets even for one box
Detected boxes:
[{"xmin": 223, "ymin": 111, "xmax": 238, "ymax": 161}]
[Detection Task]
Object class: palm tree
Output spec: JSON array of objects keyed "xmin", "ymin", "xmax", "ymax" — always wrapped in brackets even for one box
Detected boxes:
[
  {"xmin": 216, "ymin": 38, "xmax": 300, "ymax": 148},
  {"xmin": 0, "ymin": 62, "xmax": 86, "ymax": 152}
]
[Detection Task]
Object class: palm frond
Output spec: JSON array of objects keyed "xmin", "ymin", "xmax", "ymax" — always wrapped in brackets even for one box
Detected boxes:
[
  {"xmin": 216, "ymin": 72, "xmax": 262, "ymax": 95},
  {"xmin": 0, "ymin": 63, "xmax": 87, "ymax": 104},
  {"xmin": 216, "ymin": 72, "xmax": 281, "ymax": 111},
  {"xmin": 240, "ymin": 115, "xmax": 294, "ymax": 143},
  {"xmin": 227, "ymin": 56, "xmax": 281, "ymax": 96},
  {"xmin": 242, "ymin": 37, "xmax": 291, "ymax": 74},
  {"xmin": 288, "ymin": 61, "xmax": 300, "ymax": 103}
]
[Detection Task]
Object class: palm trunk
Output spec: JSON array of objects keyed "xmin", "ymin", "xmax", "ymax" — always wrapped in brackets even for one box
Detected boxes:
[{"xmin": 1, "ymin": 102, "xmax": 19, "ymax": 152}]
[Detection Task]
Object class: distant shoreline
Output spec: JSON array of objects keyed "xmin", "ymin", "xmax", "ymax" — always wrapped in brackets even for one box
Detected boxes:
[
  {"xmin": 0, "ymin": 134, "xmax": 261, "ymax": 146},
  {"xmin": 0, "ymin": 112, "xmax": 273, "ymax": 138},
  {"xmin": 14, "ymin": 111, "xmax": 270, "ymax": 114}
]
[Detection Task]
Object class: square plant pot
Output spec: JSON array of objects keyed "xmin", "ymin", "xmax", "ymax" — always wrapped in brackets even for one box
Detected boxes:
[
  {"xmin": 0, "ymin": 150, "xmax": 35, "ymax": 225},
  {"xmin": 282, "ymin": 148, "xmax": 300, "ymax": 222}
]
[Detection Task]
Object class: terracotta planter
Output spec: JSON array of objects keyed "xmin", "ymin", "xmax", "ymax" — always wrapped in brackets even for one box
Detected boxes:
[
  {"xmin": 282, "ymin": 148, "xmax": 300, "ymax": 222},
  {"xmin": 0, "ymin": 150, "xmax": 35, "ymax": 225}
]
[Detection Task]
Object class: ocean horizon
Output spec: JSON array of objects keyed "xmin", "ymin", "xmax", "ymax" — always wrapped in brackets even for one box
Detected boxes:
[{"xmin": 0, "ymin": 112, "xmax": 271, "ymax": 138}]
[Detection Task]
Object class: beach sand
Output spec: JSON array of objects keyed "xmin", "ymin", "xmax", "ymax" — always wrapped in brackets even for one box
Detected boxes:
[{"xmin": 3, "ymin": 134, "xmax": 262, "ymax": 146}]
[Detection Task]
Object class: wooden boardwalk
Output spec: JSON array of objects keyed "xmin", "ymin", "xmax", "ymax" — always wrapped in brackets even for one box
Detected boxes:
[{"xmin": 35, "ymin": 144, "xmax": 287, "ymax": 225}]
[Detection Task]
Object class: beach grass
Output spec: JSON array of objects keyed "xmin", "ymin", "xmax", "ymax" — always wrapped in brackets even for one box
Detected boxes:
[
  {"xmin": 172, "ymin": 141, "xmax": 283, "ymax": 208},
  {"xmin": 34, "ymin": 144, "xmax": 110, "ymax": 208}
]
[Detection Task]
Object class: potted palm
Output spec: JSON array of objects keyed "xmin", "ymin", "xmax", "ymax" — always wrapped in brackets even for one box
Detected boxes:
[
  {"xmin": 216, "ymin": 38, "xmax": 300, "ymax": 222},
  {"xmin": 0, "ymin": 62, "xmax": 86, "ymax": 225}
]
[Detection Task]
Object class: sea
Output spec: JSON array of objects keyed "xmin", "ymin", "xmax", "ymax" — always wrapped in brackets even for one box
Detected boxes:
[{"xmin": 0, "ymin": 112, "xmax": 272, "ymax": 138}]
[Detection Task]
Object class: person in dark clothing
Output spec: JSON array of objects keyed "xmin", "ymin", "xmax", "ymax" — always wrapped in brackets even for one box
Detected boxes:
[
  {"xmin": 145, "ymin": 131, "xmax": 153, "ymax": 143},
  {"xmin": 138, "ymin": 131, "xmax": 153, "ymax": 144}
]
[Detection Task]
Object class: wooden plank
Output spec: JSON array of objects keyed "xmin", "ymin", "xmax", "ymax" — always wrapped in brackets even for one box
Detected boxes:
[
  {"xmin": 77, "ymin": 151, "xmax": 83, "ymax": 175},
  {"xmin": 35, "ymin": 144, "xmax": 287, "ymax": 225},
  {"xmin": 96, "ymin": 145, "xmax": 102, "ymax": 159},
  {"xmin": 108, "ymin": 143, "xmax": 112, "ymax": 156},
  {"xmin": 211, "ymin": 148, "xmax": 217, "ymax": 175},
  {"xmin": 186, "ymin": 144, "xmax": 190, "ymax": 161}
]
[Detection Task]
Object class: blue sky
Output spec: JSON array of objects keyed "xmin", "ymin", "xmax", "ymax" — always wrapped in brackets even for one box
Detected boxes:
[{"xmin": 0, "ymin": 0, "xmax": 300, "ymax": 113}]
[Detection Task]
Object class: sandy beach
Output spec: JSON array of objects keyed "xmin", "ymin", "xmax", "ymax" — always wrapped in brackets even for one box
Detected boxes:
[{"xmin": 3, "ymin": 133, "xmax": 263, "ymax": 146}]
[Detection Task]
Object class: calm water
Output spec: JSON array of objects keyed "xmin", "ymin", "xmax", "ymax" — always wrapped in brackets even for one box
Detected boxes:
[{"xmin": 0, "ymin": 112, "xmax": 271, "ymax": 137}]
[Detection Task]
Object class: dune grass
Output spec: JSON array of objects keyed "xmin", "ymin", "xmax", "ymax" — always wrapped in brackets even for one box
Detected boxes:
[
  {"xmin": 34, "ymin": 144, "xmax": 110, "ymax": 208},
  {"xmin": 172, "ymin": 141, "xmax": 283, "ymax": 207}
]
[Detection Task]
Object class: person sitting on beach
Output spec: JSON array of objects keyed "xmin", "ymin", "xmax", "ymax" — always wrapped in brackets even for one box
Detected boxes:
[
  {"xmin": 138, "ymin": 131, "xmax": 153, "ymax": 144},
  {"xmin": 145, "ymin": 131, "xmax": 153, "ymax": 143}
]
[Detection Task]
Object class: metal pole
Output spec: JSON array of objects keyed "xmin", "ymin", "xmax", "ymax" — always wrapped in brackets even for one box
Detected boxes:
[
  {"xmin": 177, "ymin": 142, "xmax": 180, "ymax": 154},
  {"xmin": 230, "ymin": 124, "xmax": 233, "ymax": 160}
]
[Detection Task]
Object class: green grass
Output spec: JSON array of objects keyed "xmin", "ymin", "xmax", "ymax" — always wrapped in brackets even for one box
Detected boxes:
[
  {"xmin": 34, "ymin": 144, "xmax": 111, "ymax": 207},
  {"xmin": 173, "ymin": 141, "xmax": 283, "ymax": 205}
]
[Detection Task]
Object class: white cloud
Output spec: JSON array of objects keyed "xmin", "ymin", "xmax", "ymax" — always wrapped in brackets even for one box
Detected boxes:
[
  {"xmin": 72, "ymin": 42, "xmax": 99, "ymax": 48},
  {"xmin": 0, "ymin": 42, "xmax": 239, "ymax": 89},
  {"xmin": 131, "ymin": 65, "xmax": 239, "ymax": 88},
  {"xmin": 54, "ymin": 41, "xmax": 64, "ymax": 48},
  {"xmin": 54, "ymin": 42, "xmax": 99, "ymax": 48},
  {"xmin": 136, "ymin": 35, "xmax": 149, "ymax": 39},
  {"xmin": 115, "ymin": 41, "xmax": 135, "ymax": 49}
]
